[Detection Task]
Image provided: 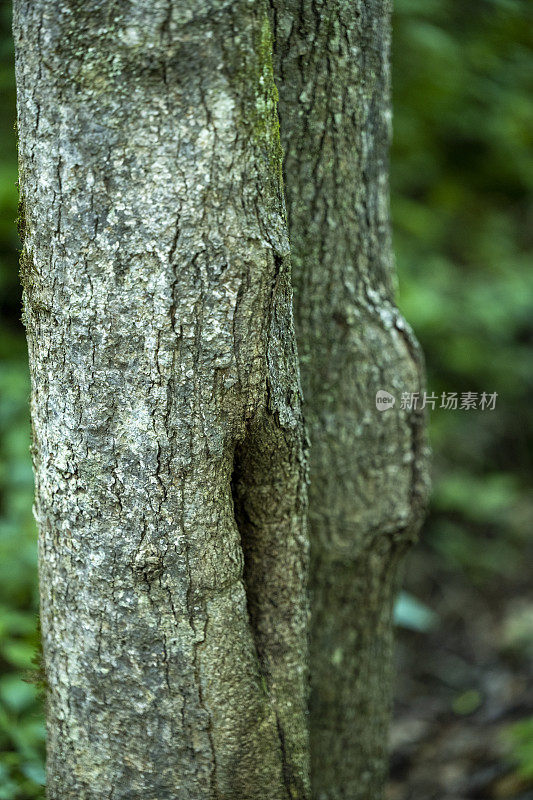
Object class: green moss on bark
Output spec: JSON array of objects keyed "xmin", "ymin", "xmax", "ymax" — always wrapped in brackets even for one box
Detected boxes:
[{"xmin": 225, "ymin": 9, "xmax": 284, "ymax": 188}]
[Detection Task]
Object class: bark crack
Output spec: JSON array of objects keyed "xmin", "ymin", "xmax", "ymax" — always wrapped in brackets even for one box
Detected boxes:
[{"xmin": 231, "ymin": 422, "xmax": 309, "ymax": 800}]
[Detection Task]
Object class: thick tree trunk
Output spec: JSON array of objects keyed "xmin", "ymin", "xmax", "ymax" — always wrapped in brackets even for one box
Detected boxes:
[
  {"xmin": 271, "ymin": 2, "xmax": 430, "ymax": 798},
  {"xmin": 14, "ymin": 2, "xmax": 309, "ymax": 798}
]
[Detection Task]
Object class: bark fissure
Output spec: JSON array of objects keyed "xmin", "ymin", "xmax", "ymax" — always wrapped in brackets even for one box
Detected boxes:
[
  {"xmin": 231, "ymin": 411, "xmax": 309, "ymax": 800},
  {"xmin": 231, "ymin": 450, "xmax": 294, "ymax": 800}
]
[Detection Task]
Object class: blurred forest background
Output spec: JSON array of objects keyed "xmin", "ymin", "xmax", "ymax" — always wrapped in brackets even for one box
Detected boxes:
[{"xmin": 0, "ymin": 1, "xmax": 531, "ymax": 797}]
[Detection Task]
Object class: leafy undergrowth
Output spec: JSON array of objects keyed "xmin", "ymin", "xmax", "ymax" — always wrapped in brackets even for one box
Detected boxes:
[
  {"xmin": 388, "ymin": 536, "xmax": 533, "ymax": 800},
  {"xmin": 388, "ymin": 1, "xmax": 533, "ymax": 795},
  {"xmin": 0, "ymin": 365, "xmax": 44, "ymax": 798}
]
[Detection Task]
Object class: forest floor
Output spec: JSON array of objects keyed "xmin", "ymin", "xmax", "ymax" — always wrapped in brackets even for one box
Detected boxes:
[{"xmin": 387, "ymin": 543, "xmax": 533, "ymax": 800}]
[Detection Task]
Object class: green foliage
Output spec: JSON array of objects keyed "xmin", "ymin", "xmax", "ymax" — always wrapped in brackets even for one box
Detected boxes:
[
  {"xmin": 0, "ymin": 364, "xmax": 45, "ymax": 798},
  {"xmin": 452, "ymin": 689, "xmax": 483, "ymax": 716},
  {"xmin": 392, "ymin": 0, "xmax": 533, "ymax": 588},
  {"xmin": 0, "ymin": 4, "xmax": 45, "ymax": 794},
  {"xmin": 391, "ymin": 0, "xmax": 533, "ymax": 775},
  {"xmin": 504, "ymin": 717, "xmax": 533, "ymax": 779}
]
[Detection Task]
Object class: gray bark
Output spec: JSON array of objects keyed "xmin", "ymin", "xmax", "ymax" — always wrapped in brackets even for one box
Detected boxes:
[
  {"xmin": 14, "ymin": 2, "xmax": 309, "ymax": 798},
  {"xmin": 271, "ymin": 2, "xmax": 430, "ymax": 798}
]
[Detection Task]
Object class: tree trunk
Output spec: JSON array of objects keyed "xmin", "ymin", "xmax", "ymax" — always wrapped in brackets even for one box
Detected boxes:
[
  {"xmin": 271, "ymin": 2, "xmax": 430, "ymax": 798},
  {"xmin": 14, "ymin": 2, "xmax": 309, "ymax": 798}
]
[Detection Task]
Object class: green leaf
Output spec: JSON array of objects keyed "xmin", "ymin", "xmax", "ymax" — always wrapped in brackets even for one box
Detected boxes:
[{"xmin": 0, "ymin": 675, "xmax": 37, "ymax": 712}]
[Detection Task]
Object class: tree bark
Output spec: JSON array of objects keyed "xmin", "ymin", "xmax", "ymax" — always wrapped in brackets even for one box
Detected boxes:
[
  {"xmin": 14, "ymin": 2, "xmax": 309, "ymax": 798},
  {"xmin": 271, "ymin": 2, "xmax": 430, "ymax": 798}
]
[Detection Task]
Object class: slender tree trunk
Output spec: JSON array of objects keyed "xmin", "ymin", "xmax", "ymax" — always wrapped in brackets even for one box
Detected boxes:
[
  {"xmin": 271, "ymin": 2, "xmax": 430, "ymax": 798},
  {"xmin": 14, "ymin": 2, "xmax": 309, "ymax": 798}
]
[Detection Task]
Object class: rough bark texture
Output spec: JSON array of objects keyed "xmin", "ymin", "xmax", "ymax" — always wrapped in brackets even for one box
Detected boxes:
[
  {"xmin": 271, "ymin": 2, "xmax": 430, "ymax": 798},
  {"xmin": 14, "ymin": 2, "xmax": 310, "ymax": 798}
]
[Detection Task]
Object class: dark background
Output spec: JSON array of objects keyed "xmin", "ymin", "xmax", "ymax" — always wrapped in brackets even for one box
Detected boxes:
[{"xmin": 0, "ymin": 1, "xmax": 532, "ymax": 797}]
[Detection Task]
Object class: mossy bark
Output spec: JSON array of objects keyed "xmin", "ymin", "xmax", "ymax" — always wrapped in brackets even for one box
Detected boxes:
[
  {"xmin": 271, "ymin": 2, "xmax": 430, "ymax": 798},
  {"xmin": 14, "ymin": 2, "xmax": 309, "ymax": 798}
]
